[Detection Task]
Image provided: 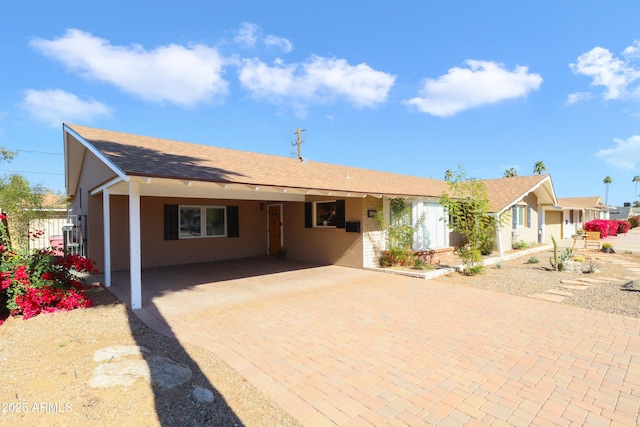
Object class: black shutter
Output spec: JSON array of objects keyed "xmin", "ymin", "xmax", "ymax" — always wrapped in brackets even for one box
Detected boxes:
[
  {"xmin": 336, "ymin": 199, "xmax": 345, "ymax": 229},
  {"xmin": 305, "ymin": 202, "xmax": 312, "ymax": 228},
  {"xmin": 227, "ymin": 206, "xmax": 239, "ymax": 238},
  {"xmin": 164, "ymin": 204, "xmax": 178, "ymax": 240}
]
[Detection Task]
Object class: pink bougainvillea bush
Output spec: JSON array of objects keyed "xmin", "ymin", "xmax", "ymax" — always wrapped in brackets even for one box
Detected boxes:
[
  {"xmin": 617, "ymin": 219, "xmax": 631, "ymax": 235},
  {"xmin": 584, "ymin": 219, "xmax": 627, "ymax": 238},
  {"xmin": 0, "ymin": 215, "xmax": 96, "ymax": 325}
]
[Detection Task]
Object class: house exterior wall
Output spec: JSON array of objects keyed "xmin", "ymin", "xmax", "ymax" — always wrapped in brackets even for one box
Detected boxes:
[
  {"xmin": 362, "ymin": 197, "xmax": 383, "ymax": 268},
  {"xmin": 501, "ymin": 193, "xmax": 540, "ymax": 248},
  {"xmin": 284, "ymin": 196, "xmax": 365, "ymax": 268},
  {"xmin": 545, "ymin": 210, "xmax": 563, "ymax": 242},
  {"xmin": 91, "ymin": 196, "xmax": 268, "ymax": 271},
  {"xmin": 563, "ymin": 209, "xmax": 583, "ymax": 237},
  {"xmin": 71, "ymin": 146, "xmax": 120, "ymax": 265}
]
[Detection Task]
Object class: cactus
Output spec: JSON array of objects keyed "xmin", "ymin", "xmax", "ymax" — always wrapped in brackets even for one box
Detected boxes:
[{"xmin": 551, "ymin": 235, "xmax": 559, "ymax": 271}]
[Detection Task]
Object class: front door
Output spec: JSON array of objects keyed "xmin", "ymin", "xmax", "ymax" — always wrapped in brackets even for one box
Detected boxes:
[{"xmin": 268, "ymin": 205, "xmax": 283, "ymax": 256}]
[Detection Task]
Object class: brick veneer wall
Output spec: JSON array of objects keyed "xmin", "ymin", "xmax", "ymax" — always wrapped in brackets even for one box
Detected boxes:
[{"xmin": 362, "ymin": 197, "xmax": 384, "ymax": 268}]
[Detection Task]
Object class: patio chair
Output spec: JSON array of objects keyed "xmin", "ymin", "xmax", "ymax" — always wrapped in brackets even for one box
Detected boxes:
[{"xmin": 584, "ymin": 231, "xmax": 601, "ymax": 251}]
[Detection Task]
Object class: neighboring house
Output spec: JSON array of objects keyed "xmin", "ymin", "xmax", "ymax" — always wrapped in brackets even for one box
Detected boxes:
[
  {"xmin": 556, "ymin": 197, "xmax": 609, "ymax": 237},
  {"xmin": 64, "ymin": 124, "xmax": 455, "ymax": 308},
  {"xmin": 609, "ymin": 204, "xmax": 632, "ymax": 221},
  {"xmin": 480, "ymin": 175, "xmax": 558, "ymax": 256}
]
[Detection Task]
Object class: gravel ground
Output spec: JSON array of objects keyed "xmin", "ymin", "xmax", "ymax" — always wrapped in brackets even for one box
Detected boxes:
[
  {"xmin": 0, "ymin": 286, "xmax": 301, "ymax": 427},
  {"xmin": 439, "ymin": 249, "xmax": 640, "ymax": 318}
]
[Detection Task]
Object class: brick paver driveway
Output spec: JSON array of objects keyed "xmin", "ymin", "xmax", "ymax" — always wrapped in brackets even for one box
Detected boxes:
[{"xmin": 109, "ymin": 258, "xmax": 640, "ymax": 426}]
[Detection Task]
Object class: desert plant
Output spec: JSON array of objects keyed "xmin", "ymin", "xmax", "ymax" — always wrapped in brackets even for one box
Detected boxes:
[
  {"xmin": 583, "ymin": 258, "xmax": 599, "ymax": 274},
  {"xmin": 549, "ymin": 236, "xmax": 573, "ymax": 271},
  {"xmin": 440, "ymin": 166, "xmax": 499, "ymax": 275},
  {"xmin": 527, "ymin": 256, "xmax": 539, "ymax": 264},
  {"xmin": 512, "ymin": 240, "xmax": 528, "ymax": 250},
  {"xmin": 602, "ymin": 242, "xmax": 613, "ymax": 253}
]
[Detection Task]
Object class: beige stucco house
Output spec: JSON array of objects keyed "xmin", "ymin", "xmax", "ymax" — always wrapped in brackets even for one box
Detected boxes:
[
  {"xmin": 481, "ymin": 175, "xmax": 558, "ymax": 255},
  {"xmin": 555, "ymin": 197, "xmax": 609, "ymax": 238},
  {"xmin": 64, "ymin": 124, "xmax": 457, "ymax": 308}
]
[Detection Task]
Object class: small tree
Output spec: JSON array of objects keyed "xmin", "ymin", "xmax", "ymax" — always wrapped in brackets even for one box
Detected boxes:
[
  {"xmin": 533, "ymin": 161, "xmax": 547, "ymax": 175},
  {"xmin": 440, "ymin": 166, "xmax": 497, "ymax": 275},
  {"xmin": 504, "ymin": 167, "xmax": 518, "ymax": 177},
  {"xmin": 0, "ymin": 175, "xmax": 46, "ymax": 249}
]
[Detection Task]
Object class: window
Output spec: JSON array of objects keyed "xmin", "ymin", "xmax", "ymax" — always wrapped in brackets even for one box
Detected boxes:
[
  {"xmin": 179, "ymin": 206, "xmax": 226, "ymax": 238},
  {"xmin": 315, "ymin": 201, "xmax": 337, "ymax": 227},
  {"xmin": 513, "ymin": 206, "xmax": 525, "ymax": 228},
  {"xmin": 305, "ymin": 200, "xmax": 345, "ymax": 228}
]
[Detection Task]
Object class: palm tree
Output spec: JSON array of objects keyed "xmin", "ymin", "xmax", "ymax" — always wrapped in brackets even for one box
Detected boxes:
[
  {"xmin": 533, "ymin": 161, "xmax": 547, "ymax": 175},
  {"xmin": 603, "ymin": 176, "xmax": 612, "ymax": 205},
  {"xmin": 634, "ymin": 176, "xmax": 640, "ymax": 203},
  {"xmin": 504, "ymin": 168, "xmax": 518, "ymax": 178}
]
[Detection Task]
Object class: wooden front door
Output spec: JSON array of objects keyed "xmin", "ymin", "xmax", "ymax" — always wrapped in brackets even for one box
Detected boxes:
[{"xmin": 268, "ymin": 205, "xmax": 282, "ymax": 256}]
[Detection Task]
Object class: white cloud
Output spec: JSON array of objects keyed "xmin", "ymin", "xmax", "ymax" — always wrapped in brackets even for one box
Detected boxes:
[
  {"xmin": 234, "ymin": 22, "xmax": 258, "ymax": 48},
  {"xmin": 22, "ymin": 89, "xmax": 111, "ymax": 127},
  {"xmin": 238, "ymin": 55, "xmax": 395, "ymax": 115},
  {"xmin": 405, "ymin": 60, "xmax": 542, "ymax": 117},
  {"xmin": 263, "ymin": 35, "xmax": 292, "ymax": 53},
  {"xmin": 596, "ymin": 135, "xmax": 640, "ymax": 170},
  {"xmin": 570, "ymin": 41, "xmax": 640, "ymax": 100},
  {"xmin": 566, "ymin": 92, "xmax": 592, "ymax": 105},
  {"xmin": 30, "ymin": 29, "xmax": 228, "ymax": 107},
  {"xmin": 234, "ymin": 23, "xmax": 292, "ymax": 53}
]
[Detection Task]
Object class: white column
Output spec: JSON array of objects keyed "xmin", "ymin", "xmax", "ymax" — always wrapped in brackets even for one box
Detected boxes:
[
  {"xmin": 103, "ymin": 188, "xmax": 111, "ymax": 287},
  {"xmin": 129, "ymin": 181, "xmax": 142, "ymax": 309},
  {"xmin": 495, "ymin": 213, "xmax": 503, "ymax": 259},
  {"xmin": 538, "ymin": 207, "xmax": 546, "ymax": 244}
]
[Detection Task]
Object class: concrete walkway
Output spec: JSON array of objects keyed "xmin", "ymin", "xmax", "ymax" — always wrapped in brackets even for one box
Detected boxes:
[{"xmin": 105, "ymin": 255, "xmax": 640, "ymax": 426}]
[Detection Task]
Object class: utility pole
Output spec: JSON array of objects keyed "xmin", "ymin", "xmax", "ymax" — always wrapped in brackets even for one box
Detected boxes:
[{"xmin": 293, "ymin": 128, "xmax": 306, "ymax": 161}]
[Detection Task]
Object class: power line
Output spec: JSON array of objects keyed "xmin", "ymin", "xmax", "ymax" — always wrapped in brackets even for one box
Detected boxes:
[
  {"xmin": 6, "ymin": 149, "xmax": 63, "ymax": 156},
  {"xmin": 0, "ymin": 169, "xmax": 64, "ymax": 176}
]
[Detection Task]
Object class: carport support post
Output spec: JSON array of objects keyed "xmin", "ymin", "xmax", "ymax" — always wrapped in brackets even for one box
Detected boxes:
[
  {"xmin": 495, "ymin": 213, "xmax": 503, "ymax": 259},
  {"xmin": 129, "ymin": 181, "xmax": 142, "ymax": 309},
  {"xmin": 103, "ymin": 188, "xmax": 111, "ymax": 287}
]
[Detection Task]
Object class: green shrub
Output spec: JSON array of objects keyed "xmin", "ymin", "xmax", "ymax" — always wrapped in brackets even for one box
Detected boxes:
[
  {"xmin": 512, "ymin": 240, "xmax": 528, "ymax": 250},
  {"xmin": 479, "ymin": 239, "xmax": 494, "ymax": 256},
  {"xmin": 526, "ymin": 256, "xmax": 539, "ymax": 264}
]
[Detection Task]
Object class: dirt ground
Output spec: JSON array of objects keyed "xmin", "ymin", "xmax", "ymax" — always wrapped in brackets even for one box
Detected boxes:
[{"xmin": 0, "ymin": 285, "xmax": 300, "ymax": 427}]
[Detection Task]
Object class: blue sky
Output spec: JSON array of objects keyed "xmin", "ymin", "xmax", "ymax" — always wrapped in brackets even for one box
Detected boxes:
[{"xmin": 2, "ymin": 1, "xmax": 640, "ymax": 206}]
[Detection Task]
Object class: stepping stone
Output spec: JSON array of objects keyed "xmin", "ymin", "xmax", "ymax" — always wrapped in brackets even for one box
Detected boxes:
[
  {"xmin": 559, "ymin": 285, "xmax": 591, "ymax": 290},
  {"xmin": 529, "ymin": 293, "xmax": 564, "ymax": 303},
  {"xmin": 561, "ymin": 279, "xmax": 592, "ymax": 286},
  {"xmin": 578, "ymin": 277, "xmax": 626, "ymax": 284},
  {"xmin": 545, "ymin": 289, "xmax": 574, "ymax": 297}
]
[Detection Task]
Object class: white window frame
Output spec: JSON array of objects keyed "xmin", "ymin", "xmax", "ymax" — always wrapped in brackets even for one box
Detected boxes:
[
  {"xmin": 314, "ymin": 200, "xmax": 337, "ymax": 228},
  {"xmin": 179, "ymin": 205, "xmax": 226, "ymax": 239}
]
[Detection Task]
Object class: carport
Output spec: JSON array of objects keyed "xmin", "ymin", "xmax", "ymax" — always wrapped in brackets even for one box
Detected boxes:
[{"xmin": 102, "ymin": 259, "xmax": 640, "ymax": 425}]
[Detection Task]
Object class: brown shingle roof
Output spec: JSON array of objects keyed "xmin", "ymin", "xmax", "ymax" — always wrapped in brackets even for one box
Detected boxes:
[
  {"xmin": 557, "ymin": 196, "xmax": 605, "ymax": 210},
  {"xmin": 67, "ymin": 124, "xmax": 449, "ymax": 198},
  {"xmin": 482, "ymin": 175, "xmax": 555, "ymax": 212}
]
